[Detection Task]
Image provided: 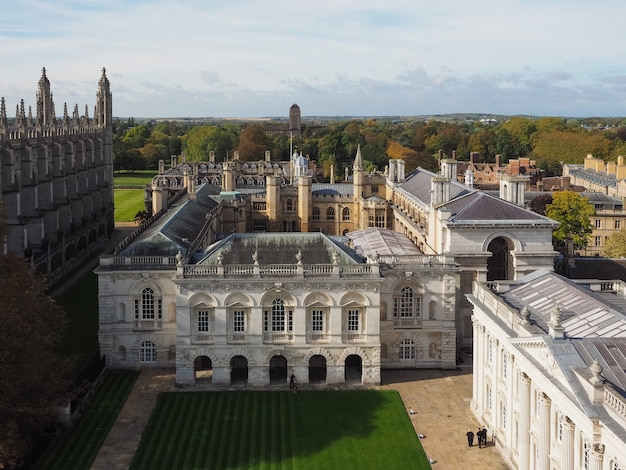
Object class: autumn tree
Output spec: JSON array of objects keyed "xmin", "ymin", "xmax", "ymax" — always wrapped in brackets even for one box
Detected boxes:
[
  {"xmin": 236, "ymin": 123, "xmax": 269, "ymax": 161},
  {"xmin": 603, "ymin": 229, "xmax": 626, "ymax": 258},
  {"xmin": 545, "ymin": 191, "xmax": 595, "ymax": 251},
  {"xmin": 0, "ymin": 248, "xmax": 73, "ymax": 469},
  {"xmin": 528, "ymin": 193, "xmax": 553, "ymax": 216}
]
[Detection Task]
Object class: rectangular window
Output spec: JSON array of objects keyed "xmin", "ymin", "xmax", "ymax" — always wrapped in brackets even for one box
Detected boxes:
[
  {"xmin": 375, "ymin": 210, "xmax": 385, "ymax": 228},
  {"xmin": 272, "ymin": 310, "xmax": 285, "ymax": 331},
  {"xmin": 312, "ymin": 309, "xmax": 324, "ymax": 332},
  {"xmin": 197, "ymin": 310, "xmax": 210, "ymax": 332},
  {"xmin": 501, "ymin": 403, "xmax": 507, "ymax": 429},
  {"xmin": 502, "ymin": 353, "xmax": 508, "ymax": 379},
  {"xmin": 595, "ymin": 236, "xmax": 602, "ymax": 247},
  {"xmin": 615, "ymin": 220, "xmax": 621, "ymax": 229},
  {"xmin": 233, "ymin": 310, "xmax": 245, "ymax": 332},
  {"xmin": 595, "ymin": 219, "xmax": 602, "ymax": 228},
  {"xmin": 348, "ymin": 309, "xmax": 360, "ymax": 331}
]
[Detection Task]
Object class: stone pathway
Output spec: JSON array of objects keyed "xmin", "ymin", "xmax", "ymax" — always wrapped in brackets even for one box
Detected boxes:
[{"xmin": 90, "ymin": 366, "xmax": 508, "ymax": 469}]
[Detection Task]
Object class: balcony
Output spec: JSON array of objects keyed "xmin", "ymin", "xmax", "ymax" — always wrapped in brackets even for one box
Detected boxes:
[
  {"xmin": 263, "ymin": 333, "xmax": 294, "ymax": 343},
  {"xmin": 133, "ymin": 320, "xmax": 162, "ymax": 330},
  {"xmin": 393, "ymin": 317, "xmax": 423, "ymax": 328},
  {"xmin": 192, "ymin": 333, "xmax": 214, "ymax": 344}
]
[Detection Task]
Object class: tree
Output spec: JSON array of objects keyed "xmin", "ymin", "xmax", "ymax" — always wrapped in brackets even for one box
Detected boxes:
[
  {"xmin": 236, "ymin": 124, "xmax": 268, "ymax": 161},
  {"xmin": 0, "ymin": 248, "xmax": 73, "ymax": 469},
  {"xmin": 545, "ymin": 191, "xmax": 595, "ymax": 251},
  {"xmin": 528, "ymin": 193, "xmax": 553, "ymax": 216},
  {"xmin": 603, "ymin": 229, "xmax": 626, "ymax": 258}
]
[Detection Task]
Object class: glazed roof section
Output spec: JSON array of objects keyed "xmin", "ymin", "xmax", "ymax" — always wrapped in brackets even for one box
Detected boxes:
[
  {"xmin": 347, "ymin": 227, "xmax": 423, "ymax": 258},
  {"xmin": 198, "ymin": 232, "xmax": 361, "ymax": 265},
  {"xmin": 502, "ymin": 270, "xmax": 626, "ymax": 339},
  {"xmin": 118, "ymin": 183, "xmax": 221, "ymax": 257},
  {"xmin": 573, "ymin": 339, "xmax": 626, "ymax": 397},
  {"xmin": 399, "ymin": 168, "xmax": 555, "ymax": 224}
]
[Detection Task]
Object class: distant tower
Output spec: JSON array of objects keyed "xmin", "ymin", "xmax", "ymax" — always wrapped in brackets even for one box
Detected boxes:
[
  {"xmin": 289, "ymin": 104, "xmax": 301, "ymax": 136},
  {"xmin": 36, "ymin": 67, "xmax": 54, "ymax": 125}
]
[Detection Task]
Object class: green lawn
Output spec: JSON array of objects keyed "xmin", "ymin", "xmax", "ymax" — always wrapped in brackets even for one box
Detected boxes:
[
  {"xmin": 114, "ymin": 189, "xmax": 146, "ymax": 222},
  {"xmin": 130, "ymin": 390, "xmax": 430, "ymax": 470},
  {"xmin": 114, "ymin": 170, "xmax": 157, "ymax": 187},
  {"xmin": 33, "ymin": 370, "xmax": 139, "ymax": 470}
]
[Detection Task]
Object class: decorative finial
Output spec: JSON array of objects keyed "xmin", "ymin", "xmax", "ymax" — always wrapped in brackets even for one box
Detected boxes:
[
  {"xmin": 589, "ymin": 359, "xmax": 604, "ymax": 386},
  {"xmin": 295, "ymin": 249, "xmax": 302, "ymax": 265},
  {"xmin": 520, "ymin": 306, "xmax": 530, "ymax": 324}
]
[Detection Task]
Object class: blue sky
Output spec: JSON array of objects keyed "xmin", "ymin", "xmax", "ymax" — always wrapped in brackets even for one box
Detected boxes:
[{"xmin": 1, "ymin": 0, "xmax": 625, "ymax": 118}]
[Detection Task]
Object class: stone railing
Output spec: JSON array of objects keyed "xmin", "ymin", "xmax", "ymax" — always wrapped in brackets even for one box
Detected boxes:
[
  {"xmin": 99, "ymin": 255, "xmax": 177, "ymax": 270},
  {"xmin": 181, "ymin": 263, "xmax": 379, "ymax": 279},
  {"xmin": 604, "ymin": 389, "xmax": 626, "ymax": 422}
]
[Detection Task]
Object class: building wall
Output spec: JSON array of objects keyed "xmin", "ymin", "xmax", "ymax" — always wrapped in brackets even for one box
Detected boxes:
[{"xmin": 0, "ymin": 69, "xmax": 114, "ymax": 283}]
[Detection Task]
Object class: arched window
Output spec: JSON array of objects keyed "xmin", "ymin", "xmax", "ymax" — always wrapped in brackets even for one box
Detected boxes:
[
  {"xmin": 312, "ymin": 207, "xmax": 320, "ymax": 220},
  {"xmin": 263, "ymin": 298, "xmax": 293, "ymax": 338},
  {"xmin": 140, "ymin": 341, "xmax": 157, "ymax": 362},
  {"xmin": 393, "ymin": 286, "xmax": 422, "ymax": 327},
  {"xmin": 327, "ymin": 207, "xmax": 335, "ymax": 221},
  {"xmin": 342, "ymin": 207, "xmax": 350, "ymax": 221},
  {"xmin": 399, "ymin": 339, "xmax": 416, "ymax": 360},
  {"xmin": 134, "ymin": 287, "xmax": 162, "ymax": 329}
]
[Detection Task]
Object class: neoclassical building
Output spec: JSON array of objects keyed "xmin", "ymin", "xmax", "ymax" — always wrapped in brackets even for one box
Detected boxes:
[
  {"xmin": 0, "ymin": 69, "xmax": 114, "ymax": 284},
  {"xmin": 468, "ymin": 270, "xmax": 626, "ymax": 469},
  {"xmin": 97, "ymin": 146, "xmax": 559, "ymax": 387}
]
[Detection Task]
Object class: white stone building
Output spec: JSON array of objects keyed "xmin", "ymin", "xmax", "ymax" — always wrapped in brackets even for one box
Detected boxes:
[
  {"xmin": 97, "ymin": 150, "xmax": 559, "ymax": 387},
  {"xmin": 468, "ymin": 270, "xmax": 626, "ymax": 469}
]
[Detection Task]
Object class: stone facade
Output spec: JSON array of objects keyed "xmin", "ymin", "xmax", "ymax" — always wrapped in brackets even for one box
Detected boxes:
[
  {"xmin": 468, "ymin": 271, "xmax": 626, "ymax": 469},
  {"xmin": 97, "ymin": 145, "xmax": 559, "ymax": 388},
  {"xmin": 0, "ymin": 68, "xmax": 114, "ymax": 283}
]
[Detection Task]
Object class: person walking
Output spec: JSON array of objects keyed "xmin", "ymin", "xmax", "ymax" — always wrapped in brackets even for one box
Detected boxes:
[
  {"xmin": 477, "ymin": 428, "xmax": 484, "ymax": 448},
  {"xmin": 466, "ymin": 429, "xmax": 475, "ymax": 447}
]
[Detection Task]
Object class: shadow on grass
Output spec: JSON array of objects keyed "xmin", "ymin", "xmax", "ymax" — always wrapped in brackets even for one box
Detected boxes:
[{"xmin": 130, "ymin": 390, "xmax": 430, "ymax": 470}]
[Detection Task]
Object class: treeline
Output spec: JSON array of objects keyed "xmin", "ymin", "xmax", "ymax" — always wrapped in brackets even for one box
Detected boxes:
[{"xmin": 113, "ymin": 116, "xmax": 626, "ymax": 177}]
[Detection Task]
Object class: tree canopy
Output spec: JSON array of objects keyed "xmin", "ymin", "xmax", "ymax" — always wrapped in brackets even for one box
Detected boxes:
[
  {"xmin": 603, "ymin": 229, "xmax": 626, "ymax": 258},
  {"xmin": 0, "ymin": 217, "xmax": 73, "ymax": 468},
  {"xmin": 545, "ymin": 191, "xmax": 595, "ymax": 251}
]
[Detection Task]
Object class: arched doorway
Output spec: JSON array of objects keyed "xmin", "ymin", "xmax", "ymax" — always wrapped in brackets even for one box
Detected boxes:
[
  {"xmin": 230, "ymin": 355, "xmax": 248, "ymax": 386},
  {"xmin": 309, "ymin": 355, "xmax": 327, "ymax": 384},
  {"xmin": 487, "ymin": 237, "xmax": 511, "ymax": 281},
  {"xmin": 194, "ymin": 356, "xmax": 212, "ymax": 384},
  {"xmin": 269, "ymin": 355, "xmax": 287, "ymax": 385},
  {"xmin": 344, "ymin": 355, "xmax": 362, "ymax": 383}
]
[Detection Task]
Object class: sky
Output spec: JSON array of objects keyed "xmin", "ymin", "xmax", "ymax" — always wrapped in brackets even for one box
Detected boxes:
[{"xmin": 1, "ymin": 0, "xmax": 625, "ymax": 119}]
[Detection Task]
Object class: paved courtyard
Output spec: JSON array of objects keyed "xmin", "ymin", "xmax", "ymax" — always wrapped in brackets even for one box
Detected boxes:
[{"xmin": 91, "ymin": 366, "xmax": 508, "ymax": 469}]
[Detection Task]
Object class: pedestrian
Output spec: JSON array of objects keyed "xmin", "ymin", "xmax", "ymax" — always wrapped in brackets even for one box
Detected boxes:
[
  {"xmin": 290, "ymin": 373, "xmax": 295, "ymax": 389},
  {"xmin": 481, "ymin": 427, "xmax": 487, "ymax": 447},
  {"xmin": 477, "ymin": 427, "xmax": 483, "ymax": 448},
  {"xmin": 466, "ymin": 428, "xmax": 474, "ymax": 447}
]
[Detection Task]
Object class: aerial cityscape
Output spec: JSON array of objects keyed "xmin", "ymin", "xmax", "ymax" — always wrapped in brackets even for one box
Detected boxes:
[{"xmin": 2, "ymin": 2, "xmax": 626, "ymax": 469}]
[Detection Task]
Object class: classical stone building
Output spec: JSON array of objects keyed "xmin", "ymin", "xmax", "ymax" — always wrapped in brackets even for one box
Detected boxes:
[
  {"xmin": 97, "ymin": 147, "xmax": 559, "ymax": 387},
  {"xmin": 0, "ymin": 68, "xmax": 114, "ymax": 283},
  {"xmin": 468, "ymin": 270, "xmax": 626, "ymax": 469}
]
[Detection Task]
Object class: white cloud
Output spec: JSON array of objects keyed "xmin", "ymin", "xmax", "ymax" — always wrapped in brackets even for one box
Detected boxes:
[{"xmin": 1, "ymin": 0, "xmax": 625, "ymax": 117}]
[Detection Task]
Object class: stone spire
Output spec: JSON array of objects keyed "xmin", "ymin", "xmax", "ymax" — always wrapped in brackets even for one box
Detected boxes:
[
  {"xmin": 96, "ymin": 67, "xmax": 112, "ymax": 126},
  {"xmin": 0, "ymin": 97, "xmax": 6, "ymax": 126},
  {"xmin": 36, "ymin": 67, "xmax": 54, "ymax": 125},
  {"xmin": 353, "ymin": 144, "xmax": 364, "ymax": 171}
]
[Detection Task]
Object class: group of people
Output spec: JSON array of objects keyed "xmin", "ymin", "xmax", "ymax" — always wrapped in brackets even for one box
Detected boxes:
[{"xmin": 466, "ymin": 427, "xmax": 488, "ymax": 448}]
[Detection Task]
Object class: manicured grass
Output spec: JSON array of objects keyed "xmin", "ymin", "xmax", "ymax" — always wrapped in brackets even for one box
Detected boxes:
[
  {"xmin": 114, "ymin": 170, "xmax": 157, "ymax": 187},
  {"xmin": 33, "ymin": 370, "xmax": 139, "ymax": 470},
  {"xmin": 114, "ymin": 189, "xmax": 146, "ymax": 222},
  {"xmin": 130, "ymin": 390, "xmax": 430, "ymax": 470}
]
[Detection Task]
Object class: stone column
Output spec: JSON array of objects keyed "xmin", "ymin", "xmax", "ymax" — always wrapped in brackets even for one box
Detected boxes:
[
  {"xmin": 538, "ymin": 393, "xmax": 551, "ymax": 469},
  {"xmin": 471, "ymin": 318, "xmax": 481, "ymax": 410},
  {"xmin": 517, "ymin": 372, "xmax": 531, "ymax": 470},
  {"xmin": 589, "ymin": 444, "xmax": 604, "ymax": 470},
  {"xmin": 561, "ymin": 416, "xmax": 575, "ymax": 470}
]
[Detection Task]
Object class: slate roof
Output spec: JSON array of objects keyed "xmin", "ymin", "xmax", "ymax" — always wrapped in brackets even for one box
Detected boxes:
[
  {"xmin": 399, "ymin": 168, "xmax": 556, "ymax": 225},
  {"xmin": 118, "ymin": 183, "xmax": 221, "ymax": 257},
  {"xmin": 197, "ymin": 232, "xmax": 361, "ymax": 265}
]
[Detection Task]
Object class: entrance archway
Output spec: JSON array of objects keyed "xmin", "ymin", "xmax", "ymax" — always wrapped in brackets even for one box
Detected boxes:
[
  {"xmin": 194, "ymin": 356, "xmax": 212, "ymax": 384},
  {"xmin": 269, "ymin": 355, "xmax": 287, "ymax": 385},
  {"xmin": 487, "ymin": 237, "xmax": 512, "ymax": 281},
  {"xmin": 230, "ymin": 355, "xmax": 248, "ymax": 385},
  {"xmin": 344, "ymin": 354, "xmax": 362, "ymax": 383},
  {"xmin": 309, "ymin": 355, "xmax": 327, "ymax": 384}
]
